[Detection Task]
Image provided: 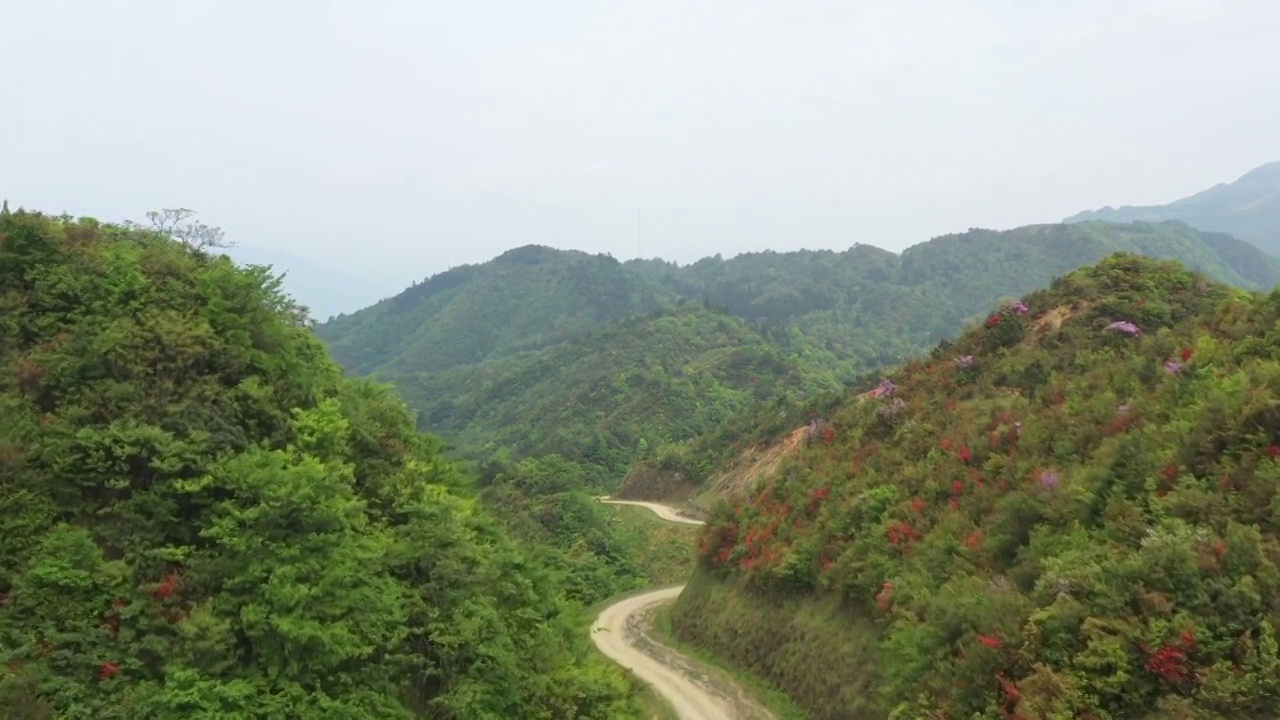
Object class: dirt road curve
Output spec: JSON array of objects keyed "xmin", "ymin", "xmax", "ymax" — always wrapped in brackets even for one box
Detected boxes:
[
  {"xmin": 596, "ymin": 496, "xmax": 706, "ymax": 525},
  {"xmin": 593, "ymin": 500, "xmax": 775, "ymax": 720}
]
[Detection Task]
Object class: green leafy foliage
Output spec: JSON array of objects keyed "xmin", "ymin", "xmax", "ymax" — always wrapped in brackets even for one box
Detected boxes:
[
  {"xmin": 0, "ymin": 210, "xmax": 649, "ymax": 719},
  {"xmin": 393, "ymin": 302, "xmax": 839, "ymax": 483},
  {"xmin": 467, "ymin": 452, "xmax": 697, "ymax": 607},
  {"xmin": 633, "ymin": 221, "xmax": 1280, "ymax": 373},
  {"xmin": 688, "ymin": 254, "xmax": 1280, "ymax": 719},
  {"xmin": 317, "ymin": 245, "xmax": 672, "ymax": 375},
  {"xmin": 317, "ymin": 221, "xmax": 1278, "ymax": 491}
]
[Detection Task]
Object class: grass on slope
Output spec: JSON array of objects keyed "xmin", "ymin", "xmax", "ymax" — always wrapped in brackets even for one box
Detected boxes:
[
  {"xmin": 650, "ymin": 601, "xmax": 814, "ymax": 720},
  {"xmin": 612, "ymin": 505, "xmax": 699, "ymax": 586}
]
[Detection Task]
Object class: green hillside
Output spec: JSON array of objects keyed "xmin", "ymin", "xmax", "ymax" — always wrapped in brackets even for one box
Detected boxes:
[
  {"xmin": 388, "ymin": 302, "xmax": 841, "ymax": 483},
  {"xmin": 314, "ymin": 221, "xmax": 1280, "ymax": 501},
  {"xmin": 1066, "ymin": 161, "xmax": 1280, "ymax": 257},
  {"xmin": 614, "ymin": 222, "xmax": 1280, "ymax": 498},
  {"xmin": 674, "ymin": 254, "xmax": 1280, "ymax": 719},
  {"xmin": 320, "ymin": 222, "xmax": 1280, "ymax": 382},
  {"xmin": 317, "ymin": 245, "xmax": 671, "ymax": 375},
  {"xmin": 632, "ymin": 221, "xmax": 1280, "ymax": 374},
  {"xmin": 0, "ymin": 208, "xmax": 652, "ymax": 719}
]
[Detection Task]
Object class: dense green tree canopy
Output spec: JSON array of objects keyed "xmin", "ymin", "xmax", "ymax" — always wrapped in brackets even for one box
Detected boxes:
[
  {"xmin": 694, "ymin": 255, "xmax": 1280, "ymax": 719},
  {"xmin": 390, "ymin": 302, "xmax": 841, "ymax": 484},
  {"xmin": 0, "ymin": 210, "xmax": 648, "ymax": 719},
  {"xmin": 316, "ymin": 220, "xmax": 1280, "ymax": 488}
]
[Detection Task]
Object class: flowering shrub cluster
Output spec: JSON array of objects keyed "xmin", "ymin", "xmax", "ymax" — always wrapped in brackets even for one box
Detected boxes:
[
  {"xmin": 1108, "ymin": 319, "xmax": 1141, "ymax": 336},
  {"xmin": 875, "ymin": 397, "xmax": 907, "ymax": 425},
  {"xmin": 695, "ymin": 255, "xmax": 1280, "ymax": 719}
]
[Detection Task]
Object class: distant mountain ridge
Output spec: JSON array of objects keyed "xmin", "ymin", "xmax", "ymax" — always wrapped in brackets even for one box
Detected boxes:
[
  {"xmin": 321, "ymin": 220, "xmax": 1280, "ymax": 380},
  {"xmin": 315, "ymin": 220, "xmax": 1280, "ymax": 478},
  {"xmin": 319, "ymin": 247, "xmax": 670, "ymax": 375},
  {"xmin": 1066, "ymin": 161, "xmax": 1280, "ymax": 256}
]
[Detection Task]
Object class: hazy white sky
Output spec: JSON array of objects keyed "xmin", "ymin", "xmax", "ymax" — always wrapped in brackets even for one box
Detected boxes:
[{"xmin": 4, "ymin": 0, "xmax": 1279, "ymax": 310}]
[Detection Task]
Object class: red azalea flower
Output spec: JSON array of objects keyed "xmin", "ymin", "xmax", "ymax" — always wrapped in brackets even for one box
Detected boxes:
[{"xmin": 976, "ymin": 634, "xmax": 1002, "ymax": 649}]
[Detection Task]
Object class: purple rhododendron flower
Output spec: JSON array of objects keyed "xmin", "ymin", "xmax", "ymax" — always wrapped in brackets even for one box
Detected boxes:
[
  {"xmin": 1108, "ymin": 320, "xmax": 1141, "ymax": 336},
  {"xmin": 1011, "ymin": 300, "xmax": 1029, "ymax": 315},
  {"xmin": 1039, "ymin": 470, "xmax": 1060, "ymax": 489},
  {"xmin": 1163, "ymin": 361, "xmax": 1184, "ymax": 375},
  {"xmin": 877, "ymin": 379, "xmax": 896, "ymax": 396},
  {"xmin": 953, "ymin": 355, "xmax": 975, "ymax": 369}
]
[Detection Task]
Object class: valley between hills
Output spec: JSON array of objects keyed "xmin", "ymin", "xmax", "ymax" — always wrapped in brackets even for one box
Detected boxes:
[
  {"xmin": 309, "ymin": 172, "xmax": 1280, "ymax": 720},
  {"xmin": 6, "ymin": 162, "xmax": 1280, "ymax": 719}
]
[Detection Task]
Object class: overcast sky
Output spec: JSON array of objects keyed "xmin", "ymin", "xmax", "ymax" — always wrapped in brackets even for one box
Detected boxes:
[{"xmin": 4, "ymin": 0, "xmax": 1279, "ymax": 313}]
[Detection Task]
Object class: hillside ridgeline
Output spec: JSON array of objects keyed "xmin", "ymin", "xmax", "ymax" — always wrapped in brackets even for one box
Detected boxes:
[
  {"xmin": 1067, "ymin": 161, "xmax": 1280, "ymax": 258},
  {"xmin": 318, "ymin": 221, "xmax": 1280, "ymax": 490},
  {"xmin": 675, "ymin": 254, "xmax": 1280, "ymax": 719},
  {"xmin": 0, "ymin": 208, "xmax": 655, "ymax": 719}
]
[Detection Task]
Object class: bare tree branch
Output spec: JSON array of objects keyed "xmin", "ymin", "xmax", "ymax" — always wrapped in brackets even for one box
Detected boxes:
[{"xmin": 133, "ymin": 208, "xmax": 233, "ymax": 249}]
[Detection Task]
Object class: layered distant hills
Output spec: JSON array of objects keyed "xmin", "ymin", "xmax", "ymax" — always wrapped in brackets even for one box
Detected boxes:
[
  {"xmin": 1066, "ymin": 161, "xmax": 1280, "ymax": 257},
  {"xmin": 316, "ymin": 220, "xmax": 1280, "ymax": 480}
]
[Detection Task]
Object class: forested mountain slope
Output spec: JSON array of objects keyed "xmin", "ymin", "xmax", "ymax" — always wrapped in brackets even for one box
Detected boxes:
[
  {"xmin": 317, "ymin": 220, "xmax": 1280, "ymax": 485},
  {"xmin": 632, "ymin": 220, "xmax": 1280, "ymax": 371},
  {"xmin": 387, "ymin": 302, "xmax": 841, "ymax": 484},
  {"xmin": 619, "ymin": 222, "xmax": 1280, "ymax": 498},
  {"xmin": 322, "ymin": 220, "xmax": 1280, "ymax": 384},
  {"xmin": 675, "ymin": 254, "xmax": 1280, "ymax": 720},
  {"xmin": 317, "ymin": 245, "xmax": 672, "ymax": 375},
  {"xmin": 0, "ymin": 208, "xmax": 650, "ymax": 719},
  {"xmin": 1067, "ymin": 161, "xmax": 1280, "ymax": 257}
]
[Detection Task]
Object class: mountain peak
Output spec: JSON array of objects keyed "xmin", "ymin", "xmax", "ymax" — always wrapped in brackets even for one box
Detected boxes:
[
  {"xmin": 1064, "ymin": 160, "xmax": 1280, "ymax": 255},
  {"xmin": 494, "ymin": 244, "xmax": 569, "ymax": 265},
  {"xmin": 1237, "ymin": 160, "xmax": 1280, "ymax": 188}
]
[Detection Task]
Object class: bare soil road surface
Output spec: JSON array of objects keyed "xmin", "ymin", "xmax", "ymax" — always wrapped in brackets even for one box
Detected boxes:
[
  {"xmin": 593, "ymin": 500, "xmax": 775, "ymax": 720},
  {"xmin": 596, "ymin": 496, "xmax": 706, "ymax": 526}
]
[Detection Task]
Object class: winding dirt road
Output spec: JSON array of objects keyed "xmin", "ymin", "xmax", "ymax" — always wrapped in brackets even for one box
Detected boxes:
[
  {"xmin": 593, "ymin": 499, "xmax": 775, "ymax": 720},
  {"xmin": 596, "ymin": 496, "xmax": 706, "ymax": 526}
]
